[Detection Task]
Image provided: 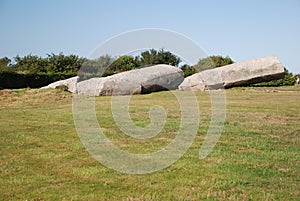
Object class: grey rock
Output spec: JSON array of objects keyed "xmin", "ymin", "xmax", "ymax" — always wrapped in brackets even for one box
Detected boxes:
[
  {"xmin": 296, "ymin": 76, "xmax": 300, "ymax": 84},
  {"xmin": 177, "ymin": 73, "xmax": 206, "ymax": 91},
  {"xmin": 76, "ymin": 64, "xmax": 184, "ymax": 96},
  {"xmin": 179, "ymin": 56, "xmax": 285, "ymax": 91},
  {"xmin": 41, "ymin": 76, "xmax": 79, "ymax": 93}
]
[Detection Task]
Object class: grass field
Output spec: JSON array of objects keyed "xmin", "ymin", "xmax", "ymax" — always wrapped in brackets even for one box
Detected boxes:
[{"xmin": 0, "ymin": 86, "xmax": 299, "ymax": 200}]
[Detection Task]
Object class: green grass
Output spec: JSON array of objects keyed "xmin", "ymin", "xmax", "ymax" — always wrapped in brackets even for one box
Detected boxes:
[{"xmin": 0, "ymin": 86, "xmax": 299, "ymax": 200}]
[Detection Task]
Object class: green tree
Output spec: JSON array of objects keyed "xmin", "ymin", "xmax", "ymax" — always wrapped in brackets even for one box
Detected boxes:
[
  {"xmin": 0, "ymin": 57, "xmax": 11, "ymax": 68},
  {"xmin": 12, "ymin": 53, "xmax": 84, "ymax": 74},
  {"xmin": 136, "ymin": 49, "xmax": 181, "ymax": 67},
  {"xmin": 46, "ymin": 53, "xmax": 84, "ymax": 73},
  {"xmin": 80, "ymin": 55, "xmax": 115, "ymax": 74},
  {"xmin": 180, "ymin": 64, "xmax": 197, "ymax": 77},
  {"xmin": 103, "ymin": 55, "xmax": 137, "ymax": 76},
  {"xmin": 14, "ymin": 54, "xmax": 48, "ymax": 73},
  {"xmin": 194, "ymin": 55, "xmax": 234, "ymax": 71}
]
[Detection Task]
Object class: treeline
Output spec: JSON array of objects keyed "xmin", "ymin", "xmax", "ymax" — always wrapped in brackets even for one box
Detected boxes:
[
  {"xmin": 79, "ymin": 49, "xmax": 182, "ymax": 80},
  {"xmin": 0, "ymin": 50, "xmax": 296, "ymax": 89},
  {"xmin": 0, "ymin": 53, "xmax": 82, "ymax": 89},
  {"xmin": 0, "ymin": 49, "xmax": 192, "ymax": 88}
]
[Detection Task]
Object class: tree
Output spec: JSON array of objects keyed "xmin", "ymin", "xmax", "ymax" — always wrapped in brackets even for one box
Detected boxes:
[
  {"xmin": 180, "ymin": 64, "xmax": 197, "ymax": 77},
  {"xmin": 80, "ymin": 55, "xmax": 115, "ymax": 74},
  {"xmin": 102, "ymin": 55, "xmax": 137, "ymax": 76},
  {"xmin": 14, "ymin": 54, "xmax": 47, "ymax": 73},
  {"xmin": 46, "ymin": 53, "xmax": 84, "ymax": 73},
  {"xmin": 12, "ymin": 53, "xmax": 84, "ymax": 74},
  {"xmin": 0, "ymin": 57, "xmax": 11, "ymax": 68},
  {"xmin": 194, "ymin": 55, "xmax": 234, "ymax": 71},
  {"xmin": 136, "ymin": 49, "xmax": 181, "ymax": 67}
]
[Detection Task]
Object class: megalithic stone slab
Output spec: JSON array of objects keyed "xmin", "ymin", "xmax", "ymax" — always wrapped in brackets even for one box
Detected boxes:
[
  {"xmin": 76, "ymin": 64, "xmax": 184, "ymax": 96},
  {"xmin": 41, "ymin": 76, "xmax": 79, "ymax": 93},
  {"xmin": 178, "ymin": 56, "xmax": 285, "ymax": 91}
]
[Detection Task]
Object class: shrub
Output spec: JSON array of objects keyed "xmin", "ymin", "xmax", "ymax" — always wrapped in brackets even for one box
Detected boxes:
[
  {"xmin": 0, "ymin": 71, "xmax": 76, "ymax": 89},
  {"xmin": 250, "ymin": 68, "xmax": 296, "ymax": 87},
  {"xmin": 194, "ymin": 55, "xmax": 234, "ymax": 71},
  {"xmin": 55, "ymin": 85, "xmax": 69, "ymax": 92},
  {"xmin": 135, "ymin": 49, "xmax": 181, "ymax": 67},
  {"xmin": 180, "ymin": 64, "xmax": 197, "ymax": 77},
  {"xmin": 102, "ymin": 55, "xmax": 137, "ymax": 77}
]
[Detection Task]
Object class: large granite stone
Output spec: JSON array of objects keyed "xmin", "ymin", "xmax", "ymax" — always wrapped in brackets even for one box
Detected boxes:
[
  {"xmin": 76, "ymin": 64, "xmax": 184, "ymax": 96},
  {"xmin": 41, "ymin": 76, "xmax": 79, "ymax": 93},
  {"xmin": 179, "ymin": 56, "xmax": 285, "ymax": 91}
]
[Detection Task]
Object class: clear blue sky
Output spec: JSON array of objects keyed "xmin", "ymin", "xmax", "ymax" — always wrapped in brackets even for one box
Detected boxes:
[{"xmin": 0, "ymin": 0, "xmax": 299, "ymax": 73}]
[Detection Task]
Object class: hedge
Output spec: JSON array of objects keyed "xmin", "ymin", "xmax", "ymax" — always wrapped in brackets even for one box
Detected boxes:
[{"xmin": 0, "ymin": 71, "xmax": 77, "ymax": 89}]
